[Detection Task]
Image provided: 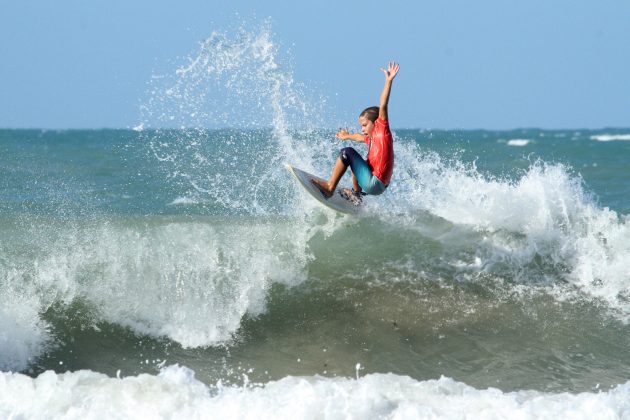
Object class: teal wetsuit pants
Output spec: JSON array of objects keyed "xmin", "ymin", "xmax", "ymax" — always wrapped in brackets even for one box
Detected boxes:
[{"xmin": 339, "ymin": 147, "xmax": 387, "ymax": 195}]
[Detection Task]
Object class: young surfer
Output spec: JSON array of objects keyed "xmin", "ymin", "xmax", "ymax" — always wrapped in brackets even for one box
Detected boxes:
[{"xmin": 312, "ymin": 61, "xmax": 400, "ymax": 202}]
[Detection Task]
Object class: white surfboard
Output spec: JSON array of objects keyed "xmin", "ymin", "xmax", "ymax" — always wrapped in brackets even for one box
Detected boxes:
[{"xmin": 286, "ymin": 164, "xmax": 362, "ymax": 214}]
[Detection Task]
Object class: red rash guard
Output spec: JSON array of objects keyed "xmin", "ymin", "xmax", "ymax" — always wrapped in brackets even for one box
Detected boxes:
[{"xmin": 364, "ymin": 118, "xmax": 394, "ymax": 185}]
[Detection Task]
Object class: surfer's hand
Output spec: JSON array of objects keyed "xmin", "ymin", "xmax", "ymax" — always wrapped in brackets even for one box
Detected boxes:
[
  {"xmin": 380, "ymin": 61, "xmax": 400, "ymax": 82},
  {"xmin": 336, "ymin": 129, "xmax": 350, "ymax": 140}
]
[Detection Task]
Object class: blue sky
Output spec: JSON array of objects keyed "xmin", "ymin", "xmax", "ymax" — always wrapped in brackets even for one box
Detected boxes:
[{"xmin": 1, "ymin": 0, "xmax": 629, "ymax": 129}]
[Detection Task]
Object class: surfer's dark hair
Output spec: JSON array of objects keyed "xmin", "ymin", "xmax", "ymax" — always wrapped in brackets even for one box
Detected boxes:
[{"xmin": 360, "ymin": 106, "xmax": 379, "ymax": 123}]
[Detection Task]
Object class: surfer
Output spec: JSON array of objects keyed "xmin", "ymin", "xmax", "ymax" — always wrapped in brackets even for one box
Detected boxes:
[{"xmin": 312, "ymin": 61, "xmax": 399, "ymax": 200}]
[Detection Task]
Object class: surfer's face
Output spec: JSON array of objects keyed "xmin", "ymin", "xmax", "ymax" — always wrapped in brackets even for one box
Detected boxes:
[{"xmin": 359, "ymin": 116, "xmax": 374, "ymax": 137}]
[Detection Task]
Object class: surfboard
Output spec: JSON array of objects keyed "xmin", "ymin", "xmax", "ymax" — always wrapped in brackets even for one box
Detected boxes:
[{"xmin": 286, "ymin": 164, "xmax": 362, "ymax": 214}]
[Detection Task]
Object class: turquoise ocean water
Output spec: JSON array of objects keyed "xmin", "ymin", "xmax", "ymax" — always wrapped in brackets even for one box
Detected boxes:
[{"xmin": 2, "ymin": 24, "xmax": 630, "ymax": 419}]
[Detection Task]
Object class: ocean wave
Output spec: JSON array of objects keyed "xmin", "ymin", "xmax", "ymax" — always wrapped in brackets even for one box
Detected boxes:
[
  {"xmin": 4, "ymin": 138, "xmax": 630, "ymax": 373},
  {"xmin": 590, "ymin": 134, "xmax": 630, "ymax": 142},
  {"xmin": 506, "ymin": 139, "xmax": 531, "ymax": 146},
  {"xmin": 0, "ymin": 217, "xmax": 317, "ymax": 371},
  {"xmin": 69, "ymin": 221, "xmax": 311, "ymax": 347},
  {"xmin": 1, "ymin": 365, "xmax": 628, "ymax": 419},
  {"xmin": 383, "ymin": 143, "xmax": 630, "ymax": 315},
  {"xmin": 5, "ymin": 147, "xmax": 630, "ymax": 373}
]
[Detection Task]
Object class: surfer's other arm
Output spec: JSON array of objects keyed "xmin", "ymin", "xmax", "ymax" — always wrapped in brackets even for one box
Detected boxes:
[
  {"xmin": 378, "ymin": 61, "xmax": 400, "ymax": 122},
  {"xmin": 336, "ymin": 129, "xmax": 365, "ymax": 142}
]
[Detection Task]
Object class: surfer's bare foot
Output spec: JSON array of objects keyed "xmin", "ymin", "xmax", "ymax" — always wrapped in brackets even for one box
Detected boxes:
[{"xmin": 311, "ymin": 179, "xmax": 333, "ymax": 198}]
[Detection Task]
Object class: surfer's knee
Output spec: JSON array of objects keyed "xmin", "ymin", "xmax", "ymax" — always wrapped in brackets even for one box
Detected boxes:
[{"xmin": 339, "ymin": 147, "xmax": 357, "ymax": 166}]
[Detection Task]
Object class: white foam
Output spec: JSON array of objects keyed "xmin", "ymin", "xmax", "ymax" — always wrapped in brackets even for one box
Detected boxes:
[
  {"xmin": 506, "ymin": 139, "xmax": 531, "ymax": 146},
  {"xmin": 385, "ymin": 144, "xmax": 630, "ymax": 315},
  {"xmin": 0, "ymin": 294, "xmax": 49, "ymax": 372},
  {"xmin": 590, "ymin": 134, "xmax": 630, "ymax": 142},
  {"xmin": 1, "ymin": 366, "xmax": 628, "ymax": 419}
]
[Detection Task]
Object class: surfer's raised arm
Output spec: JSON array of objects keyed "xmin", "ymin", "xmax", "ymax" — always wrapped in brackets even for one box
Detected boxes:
[{"xmin": 378, "ymin": 61, "xmax": 400, "ymax": 122}]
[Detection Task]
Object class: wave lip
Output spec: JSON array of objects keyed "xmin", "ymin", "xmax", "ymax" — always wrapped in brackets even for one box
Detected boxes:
[
  {"xmin": 1, "ymin": 366, "xmax": 629, "ymax": 419},
  {"xmin": 64, "ymin": 222, "xmax": 309, "ymax": 349}
]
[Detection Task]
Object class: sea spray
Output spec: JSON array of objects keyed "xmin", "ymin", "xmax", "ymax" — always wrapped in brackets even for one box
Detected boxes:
[
  {"xmin": 383, "ymin": 139, "xmax": 630, "ymax": 316},
  {"xmin": 0, "ymin": 292, "xmax": 49, "ymax": 372},
  {"xmin": 139, "ymin": 20, "xmax": 332, "ymax": 216}
]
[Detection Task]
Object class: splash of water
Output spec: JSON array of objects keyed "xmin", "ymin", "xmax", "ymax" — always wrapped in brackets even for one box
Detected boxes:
[
  {"xmin": 139, "ymin": 20, "xmax": 331, "ymax": 216},
  {"xmin": 383, "ymin": 140, "xmax": 630, "ymax": 315}
]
